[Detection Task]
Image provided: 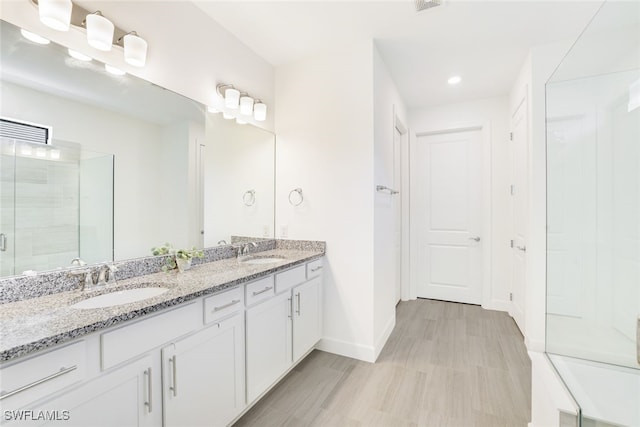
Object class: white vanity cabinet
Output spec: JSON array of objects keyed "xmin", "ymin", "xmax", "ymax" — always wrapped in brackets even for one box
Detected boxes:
[
  {"xmin": 162, "ymin": 313, "xmax": 245, "ymax": 427},
  {"xmin": 245, "ymin": 291, "xmax": 292, "ymax": 403},
  {"xmin": 245, "ymin": 259, "xmax": 323, "ymax": 404},
  {"xmin": 23, "ymin": 355, "xmax": 157, "ymax": 427},
  {"xmin": 292, "ymin": 276, "xmax": 322, "ymax": 362}
]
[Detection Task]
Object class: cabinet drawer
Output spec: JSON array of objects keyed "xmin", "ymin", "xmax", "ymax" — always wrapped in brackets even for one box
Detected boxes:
[
  {"xmin": 245, "ymin": 276, "xmax": 275, "ymax": 306},
  {"xmin": 306, "ymin": 259, "xmax": 324, "ymax": 279},
  {"xmin": 101, "ymin": 302, "xmax": 200, "ymax": 370},
  {"xmin": 0, "ymin": 341, "xmax": 86, "ymax": 410},
  {"xmin": 274, "ymin": 265, "xmax": 306, "ymax": 294},
  {"xmin": 204, "ymin": 287, "xmax": 243, "ymax": 324}
]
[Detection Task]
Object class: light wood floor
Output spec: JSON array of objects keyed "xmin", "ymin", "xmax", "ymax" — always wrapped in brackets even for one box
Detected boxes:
[{"xmin": 233, "ymin": 299, "xmax": 531, "ymax": 427}]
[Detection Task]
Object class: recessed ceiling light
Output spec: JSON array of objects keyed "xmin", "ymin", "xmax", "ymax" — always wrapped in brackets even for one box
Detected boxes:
[
  {"xmin": 104, "ymin": 64, "xmax": 126, "ymax": 76},
  {"xmin": 448, "ymin": 75, "xmax": 461, "ymax": 85},
  {"xmin": 20, "ymin": 29, "xmax": 50, "ymax": 45},
  {"xmin": 68, "ymin": 49, "xmax": 92, "ymax": 62}
]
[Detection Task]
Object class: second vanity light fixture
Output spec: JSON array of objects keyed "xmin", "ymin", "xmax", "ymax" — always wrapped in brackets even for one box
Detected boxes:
[
  {"xmin": 216, "ymin": 83, "xmax": 267, "ymax": 122},
  {"xmin": 31, "ymin": 0, "xmax": 148, "ymax": 67}
]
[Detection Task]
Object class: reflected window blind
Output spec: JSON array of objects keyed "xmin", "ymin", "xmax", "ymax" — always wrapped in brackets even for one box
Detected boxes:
[{"xmin": 0, "ymin": 117, "xmax": 51, "ymax": 144}]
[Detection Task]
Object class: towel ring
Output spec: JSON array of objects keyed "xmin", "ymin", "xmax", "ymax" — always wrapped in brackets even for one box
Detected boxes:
[
  {"xmin": 243, "ymin": 190, "xmax": 256, "ymax": 206},
  {"xmin": 289, "ymin": 188, "xmax": 303, "ymax": 206}
]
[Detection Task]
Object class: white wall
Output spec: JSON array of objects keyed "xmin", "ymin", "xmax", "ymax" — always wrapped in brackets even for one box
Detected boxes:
[
  {"xmin": 372, "ymin": 45, "xmax": 408, "ymax": 358},
  {"xmin": 275, "ymin": 41, "xmax": 377, "ymax": 361},
  {"xmin": 0, "ymin": 0, "xmax": 275, "ymax": 131},
  {"xmin": 409, "ymin": 96, "xmax": 511, "ymax": 311}
]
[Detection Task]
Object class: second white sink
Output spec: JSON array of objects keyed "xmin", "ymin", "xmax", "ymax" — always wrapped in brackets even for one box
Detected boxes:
[
  {"xmin": 240, "ymin": 256, "xmax": 286, "ymax": 265},
  {"xmin": 71, "ymin": 287, "xmax": 169, "ymax": 309}
]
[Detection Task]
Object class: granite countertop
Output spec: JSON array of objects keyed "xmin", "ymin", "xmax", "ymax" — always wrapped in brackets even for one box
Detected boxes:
[{"xmin": 0, "ymin": 248, "xmax": 323, "ymax": 362}]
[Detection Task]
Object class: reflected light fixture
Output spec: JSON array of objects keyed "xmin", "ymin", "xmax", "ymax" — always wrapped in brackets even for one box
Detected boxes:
[
  {"xmin": 222, "ymin": 112, "xmax": 234, "ymax": 120},
  {"xmin": 447, "ymin": 75, "xmax": 461, "ymax": 85},
  {"xmin": 50, "ymin": 149, "xmax": 61, "ymax": 160},
  {"xmin": 38, "ymin": 0, "xmax": 72, "ymax": 31},
  {"xmin": 85, "ymin": 11, "xmax": 114, "ymax": 51},
  {"xmin": 105, "ymin": 64, "xmax": 125, "ymax": 76},
  {"xmin": 236, "ymin": 118, "xmax": 247, "ymax": 125},
  {"xmin": 68, "ymin": 48, "xmax": 92, "ymax": 61},
  {"xmin": 207, "ymin": 106, "xmax": 220, "ymax": 114},
  {"xmin": 20, "ymin": 29, "xmax": 50, "ymax": 44}
]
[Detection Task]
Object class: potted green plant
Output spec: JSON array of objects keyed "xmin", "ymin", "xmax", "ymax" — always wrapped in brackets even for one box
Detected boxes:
[{"xmin": 151, "ymin": 243, "xmax": 204, "ymax": 273}]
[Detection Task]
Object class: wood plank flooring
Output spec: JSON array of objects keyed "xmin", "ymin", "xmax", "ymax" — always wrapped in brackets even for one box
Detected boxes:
[{"xmin": 233, "ymin": 299, "xmax": 531, "ymax": 427}]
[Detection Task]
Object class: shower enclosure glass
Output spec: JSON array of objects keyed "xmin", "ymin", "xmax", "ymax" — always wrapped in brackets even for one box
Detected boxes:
[
  {"xmin": 545, "ymin": 0, "xmax": 639, "ymax": 425},
  {"xmin": 0, "ymin": 137, "xmax": 113, "ymax": 276}
]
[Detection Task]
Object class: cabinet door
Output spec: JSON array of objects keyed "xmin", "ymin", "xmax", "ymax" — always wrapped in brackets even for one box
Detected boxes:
[
  {"xmin": 10, "ymin": 356, "xmax": 156, "ymax": 427},
  {"xmin": 292, "ymin": 277, "xmax": 322, "ymax": 362},
  {"xmin": 245, "ymin": 291, "xmax": 292, "ymax": 403},
  {"xmin": 162, "ymin": 314, "xmax": 245, "ymax": 427}
]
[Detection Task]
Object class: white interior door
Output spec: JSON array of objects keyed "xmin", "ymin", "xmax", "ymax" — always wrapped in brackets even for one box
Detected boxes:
[
  {"xmin": 413, "ymin": 128, "xmax": 483, "ymax": 305},
  {"xmin": 510, "ymin": 99, "xmax": 528, "ymax": 331}
]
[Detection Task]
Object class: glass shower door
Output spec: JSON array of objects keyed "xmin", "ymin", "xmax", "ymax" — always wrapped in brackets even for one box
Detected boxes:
[{"xmin": 0, "ymin": 138, "xmax": 15, "ymax": 276}]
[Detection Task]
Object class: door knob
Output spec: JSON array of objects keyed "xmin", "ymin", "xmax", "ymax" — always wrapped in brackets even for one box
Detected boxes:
[{"xmin": 468, "ymin": 236, "xmax": 481, "ymax": 242}]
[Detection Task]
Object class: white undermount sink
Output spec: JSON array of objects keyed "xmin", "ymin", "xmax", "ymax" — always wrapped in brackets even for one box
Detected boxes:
[
  {"xmin": 240, "ymin": 256, "xmax": 287, "ymax": 265},
  {"xmin": 71, "ymin": 287, "xmax": 169, "ymax": 309}
]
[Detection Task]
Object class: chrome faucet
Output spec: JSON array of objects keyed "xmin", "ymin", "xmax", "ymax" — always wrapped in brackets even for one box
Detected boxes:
[
  {"xmin": 241, "ymin": 242, "xmax": 258, "ymax": 256},
  {"xmin": 68, "ymin": 263, "xmax": 117, "ymax": 291},
  {"xmin": 70, "ymin": 258, "xmax": 86, "ymax": 266}
]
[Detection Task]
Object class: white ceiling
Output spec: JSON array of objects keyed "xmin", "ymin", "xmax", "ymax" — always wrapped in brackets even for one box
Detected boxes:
[{"xmin": 194, "ymin": 0, "xmax": 603, "ymax": 109}]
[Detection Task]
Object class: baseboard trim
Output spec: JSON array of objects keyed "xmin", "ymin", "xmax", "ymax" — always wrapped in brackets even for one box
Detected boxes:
[
  {"xmin": 373, "ymin": 313, "xmax": 396, "ymax": 361},
  {"xmin": 482, "ymin": 299, "xmax": 511, "ymax": 313},
  {"xmin": 317, "ymin": 337, "xmax": 376, "ymax": 363}
]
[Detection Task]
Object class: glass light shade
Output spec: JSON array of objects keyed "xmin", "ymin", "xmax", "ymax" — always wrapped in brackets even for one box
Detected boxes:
[
  {"xmin": 253, "ymin": 102, "xmax": 267, "ymax": 121},
  {"xmin": 222, "ymin": 112, "xmax": 234, "ymax": 120},
  {"xmin": 123, "ymin": 33, "xmax": 147, "ymax": 67},
  {"xmin": 68, "ymin": 49, "xmax": 92, "ymax": 61},
  {"xmin": 105, "ymin": 64, "xmax": 125, "ymax": 76},
  {"xmin": 38, "ymin": 0, "xmax": 72, "ymax": 31},
  {"xmin": 86, "ymin": 13, "xmax": 114, "ymax": 51},
  {"xmin": 224, "ymin": 88, "xmax": 240, "ymax": 109},
  {"xmin": 20, "ymin": 29, "xmax": 50, "ymax": 45},
  {"xmin": 239, "ymin": 96, "xmax": 254, "ymax": 115}
]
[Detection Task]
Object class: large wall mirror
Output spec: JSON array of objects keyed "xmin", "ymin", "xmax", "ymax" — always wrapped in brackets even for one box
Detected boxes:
[{"xmin": 0, "ymin": 20, "xmax": 275, "ymax": 277}]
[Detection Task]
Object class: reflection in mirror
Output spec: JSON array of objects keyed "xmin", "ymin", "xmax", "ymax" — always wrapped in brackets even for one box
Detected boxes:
[
  {"xmin": 204, "ymin": 114, "xmax": 275, "ymax": 246},
  {"xmin": 0, "ymin": 19, "xmax": 276, "ymax": 278}
]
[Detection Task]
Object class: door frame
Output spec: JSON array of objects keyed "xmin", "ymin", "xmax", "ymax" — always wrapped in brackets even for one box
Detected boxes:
[
  {"xmin": 409, "ymin": 122, "xmax": 492, "ymax": 307},
  {"xmin": 394, "ymin": 110, "xmax": 411, "ymax": 302}
]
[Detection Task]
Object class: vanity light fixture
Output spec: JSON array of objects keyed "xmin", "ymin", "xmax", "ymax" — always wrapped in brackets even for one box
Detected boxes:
[
  {"xmin": 68, "ymin": 48, "xmax": 92, "ymax": 61},
  {"xmin": 38, "ymin": 0, "xmax": 72, "ymax": 31},
  {"xmin": 119, "ymin": 32, "xmax": 147, "ymax": 67},
  {"xmin": 239, "ymin": 95, "xmax": 254, "ymax": 116},
  {"xmin": 217, "ymin": 83, "xmax": 268, "ymax": 121},
  {"xmin": 20, "ymin": 29, "xmax": 50, "ymax": 44},
  {"xmin": 253, "ymin": 101, "xmax": 267, "ymax": 122},
  {"xmin": 105, "ymin": 64, "xmax": 126, "ymax": 76},
  {"xmin": 85, "ymin": 11, "xmax": 114, "ymax": 51},
  {"xmin": 29, "ymin": 0, "xmax": 148, "ymax": 67}
]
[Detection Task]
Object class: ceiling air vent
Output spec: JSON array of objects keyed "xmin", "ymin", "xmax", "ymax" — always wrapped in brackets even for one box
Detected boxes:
[
  {"xmin": 415, "ymin": 0, "xmax": 442, "ymax": 12},
  {"xmin": 0, "ymin": 117, "xmax": 51, "ymax": 145}
]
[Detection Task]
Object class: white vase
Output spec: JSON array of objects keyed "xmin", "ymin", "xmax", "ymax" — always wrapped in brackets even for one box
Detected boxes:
[{"xmin": 176, "ymin": 258, "xmax": 192, "ymax": 273}]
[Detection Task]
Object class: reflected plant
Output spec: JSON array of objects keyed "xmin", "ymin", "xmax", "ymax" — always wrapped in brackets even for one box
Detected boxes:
[{"xmin": 151, "ymin": 243, "xmax": 204, "ymax": 272}]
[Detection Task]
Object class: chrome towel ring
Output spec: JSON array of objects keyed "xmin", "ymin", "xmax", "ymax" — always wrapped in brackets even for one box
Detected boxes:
[
  {"xmin": 243, "ymin": 189, "xmax": 256, "ymax": 206},
  {"xmin": 289, "ymin": 188, "xmax": 303, "ymax": 206}
]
